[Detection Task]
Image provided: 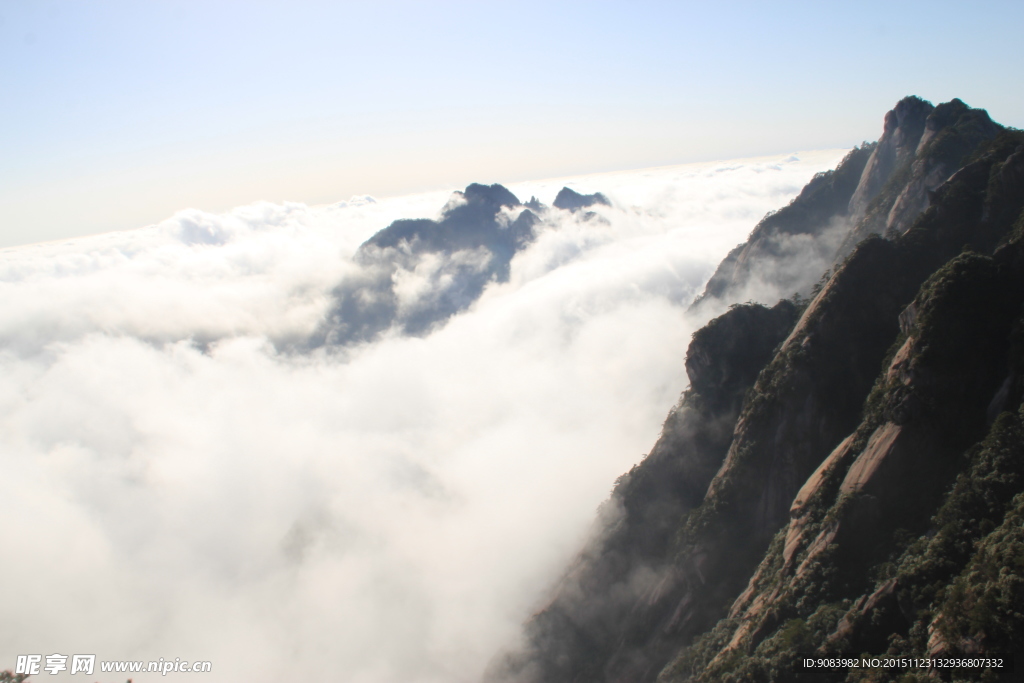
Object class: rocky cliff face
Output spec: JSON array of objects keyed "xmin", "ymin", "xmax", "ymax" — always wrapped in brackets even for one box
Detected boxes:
[
  {"xmin": 838, "ymin": 98, "xmax": 1002, "ymax": 252},
  {"xmin": 845, "ymin": 96, "xmax": 934, "ymax": 224},
  {"xmin": 694, "ymin": 97, "xmax": 1002, "ymax": 312},
  {"xmin": 486, "ymin": 98, "xmax": 1024, "ymax": 683}
]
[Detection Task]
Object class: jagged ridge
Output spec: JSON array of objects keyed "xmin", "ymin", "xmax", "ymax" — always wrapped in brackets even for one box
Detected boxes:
[{"xmin": 313, "ymin": 183, "xmax": 605, "ymax": 347}]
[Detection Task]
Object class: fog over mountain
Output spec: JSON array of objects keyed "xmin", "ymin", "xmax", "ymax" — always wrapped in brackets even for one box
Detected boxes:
[{"xmin": 0, "ymin": 152, "xmax": 842, "ymax": 681}]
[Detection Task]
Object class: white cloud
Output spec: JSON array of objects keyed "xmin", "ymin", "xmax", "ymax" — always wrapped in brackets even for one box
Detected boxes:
[{"xmin": 0, "ymin": 149, "xmax": 844, "ymax": 681}]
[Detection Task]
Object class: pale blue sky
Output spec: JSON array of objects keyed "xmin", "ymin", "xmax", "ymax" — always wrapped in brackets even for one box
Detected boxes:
[{"xmin": 1, "ymin": 0, "xmax": 1022, "ymax": 246}]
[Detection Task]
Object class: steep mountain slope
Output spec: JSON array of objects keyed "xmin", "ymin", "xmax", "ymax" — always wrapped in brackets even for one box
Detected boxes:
[
  {"xmin": 486, "ymin": 300, "xmax": 800, "ymax": 683},
  {"xmin": 694, "ymin": 96, "xmax": 1001, "ymax": 310},
  {"xmin": 486, "ymin": 98, "xmax": 1024, "ymax": 683}
]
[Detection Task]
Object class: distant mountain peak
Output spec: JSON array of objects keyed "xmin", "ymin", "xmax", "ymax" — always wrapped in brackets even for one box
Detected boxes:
[
  {"xmin": 461, "ymin": 183, "xmax": 522, "ymax": 209},
  {"xmin": 553, "ymin": 186, "xmax": 610, "ymax": 211},
  {"xmin": 313, "ymin": 180, "xmax": 602, "ymax": 347}
]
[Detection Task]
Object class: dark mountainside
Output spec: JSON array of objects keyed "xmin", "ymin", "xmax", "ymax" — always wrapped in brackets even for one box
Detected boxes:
[
  {"xmin": 312, "ymin": 183, "xmax": 600, "ymax": 346},
  {"xmin": 485, "ymin": 97, "xmax": 1024, "ymax": 683}
]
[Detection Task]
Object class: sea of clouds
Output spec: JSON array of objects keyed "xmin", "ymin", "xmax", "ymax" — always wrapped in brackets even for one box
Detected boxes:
[{"xmin": 0, "ymin": 150, "xmax": 845, "ymax": 682}]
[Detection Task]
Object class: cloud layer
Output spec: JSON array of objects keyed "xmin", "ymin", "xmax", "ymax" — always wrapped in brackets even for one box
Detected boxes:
[{"xmin": 0, "ymin": 150, "xmax": 843, "ymax": 681}]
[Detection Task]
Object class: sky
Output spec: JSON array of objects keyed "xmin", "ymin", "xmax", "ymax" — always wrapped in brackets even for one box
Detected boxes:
[
  {"xmin": 0, "ymin": 150, "xmax": 846, "ymax": 681},
  {"xmin": 1, "ymin": 0, "xmax": 1022, "ymax": 247}
]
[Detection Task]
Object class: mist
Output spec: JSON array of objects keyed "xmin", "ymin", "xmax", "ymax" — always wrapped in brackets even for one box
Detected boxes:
[{"xmin": 0, "ymin": 150, "xmax": 843, "ymax": 681}]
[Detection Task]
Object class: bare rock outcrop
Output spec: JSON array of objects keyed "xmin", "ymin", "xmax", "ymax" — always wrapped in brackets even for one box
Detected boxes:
[
  {"xmin": 846, "ymin": 96, "xmax": 934, "ymax": 223},
  {"xmin": 838, "ymin": 98, "xmax": 1002, "ymax": 254}
]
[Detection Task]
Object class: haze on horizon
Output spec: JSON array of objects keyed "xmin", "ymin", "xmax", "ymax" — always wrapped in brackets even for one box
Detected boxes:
[{"xmin": 1, "ymin": 0, "xmax": 1022, "ymax": 247}]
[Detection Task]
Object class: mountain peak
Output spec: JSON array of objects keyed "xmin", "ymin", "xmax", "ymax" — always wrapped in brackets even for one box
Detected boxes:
[
  {"xmin": 315, "ymin": 181, "xmax": 562, "ymax": 346},
  {"xmin": 461, "ymin": 183, "xmax": 521, "ymax": 209},
  {"xmin": 553, "ymin": 186, "xmax": 611, "ymax": 211},
  {"xmin": 886, "ymin": 95, "xmax": 934, "ymax": 134}
]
